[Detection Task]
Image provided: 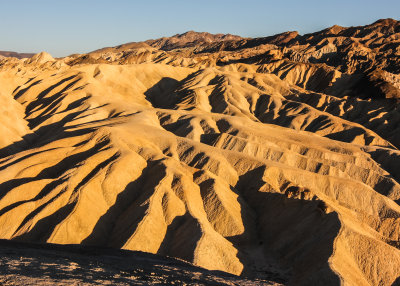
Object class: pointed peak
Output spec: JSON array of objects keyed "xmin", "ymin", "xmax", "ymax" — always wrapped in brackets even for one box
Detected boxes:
[
  {"xmin": 27, "ymin": 51, "xmax": 54, "ymax": 64},
  {"xmin": 323, "ymin": 24, "xmax": 346, "ymax": 35}
]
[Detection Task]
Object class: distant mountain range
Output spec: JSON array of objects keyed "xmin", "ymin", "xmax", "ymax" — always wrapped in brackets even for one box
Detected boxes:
[{"xmin": 0, "ymin": 51, "xmax": 35, "ymax": 59}]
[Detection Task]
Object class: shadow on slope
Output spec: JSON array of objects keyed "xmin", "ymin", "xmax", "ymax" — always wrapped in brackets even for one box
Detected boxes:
[
  {"xmin": 144, "ymin": 77, "xmax": 180, "ymax": 108},
  {"xmin": 233, "ymin": 166, "xmax": 342, "ymax": 286}
]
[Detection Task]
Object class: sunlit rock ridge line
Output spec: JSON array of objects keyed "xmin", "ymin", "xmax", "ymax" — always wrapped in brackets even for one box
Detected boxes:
[{"xmin": 1, "ymin": 18, "xmax": 400, "ymax": 285}]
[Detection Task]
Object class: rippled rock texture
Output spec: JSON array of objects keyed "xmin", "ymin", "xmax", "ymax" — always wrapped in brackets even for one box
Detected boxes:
[{"xmin": 1, "ymin": 19, "xmax": 400, "ymax": 285}]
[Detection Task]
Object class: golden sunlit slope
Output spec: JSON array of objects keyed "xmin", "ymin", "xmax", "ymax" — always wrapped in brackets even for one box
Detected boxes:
[{"xmin": 1, "ymin": 19, "xmax": 400, "ymax": 285}]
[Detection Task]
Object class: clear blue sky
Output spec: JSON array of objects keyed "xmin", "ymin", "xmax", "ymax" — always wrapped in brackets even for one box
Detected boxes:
[{"xmin": 1, "ymin": 0, "xmax": 399, "ymax": 57}]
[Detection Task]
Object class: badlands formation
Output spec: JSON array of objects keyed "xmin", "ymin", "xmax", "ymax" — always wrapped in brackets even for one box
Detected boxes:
[{"xmin": 1, "ymin": 19, "xmax": 400, "ymax": 285}]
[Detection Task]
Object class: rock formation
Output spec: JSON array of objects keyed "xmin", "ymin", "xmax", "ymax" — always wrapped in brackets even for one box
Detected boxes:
[{"xmin": 0, "ymin": 19, "xmax": 400, "ymax": 285}]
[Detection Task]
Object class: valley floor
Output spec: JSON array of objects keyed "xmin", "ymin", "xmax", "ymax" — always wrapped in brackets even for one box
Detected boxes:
[{"xmin": 0, "ymin": 240, "xmax": 283, "ymax": 286}]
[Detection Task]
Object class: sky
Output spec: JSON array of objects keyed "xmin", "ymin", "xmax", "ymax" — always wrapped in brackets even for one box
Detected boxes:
[{"xmin": 1, "ymin": 0, "xmax": 399, "ymax": 57}]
